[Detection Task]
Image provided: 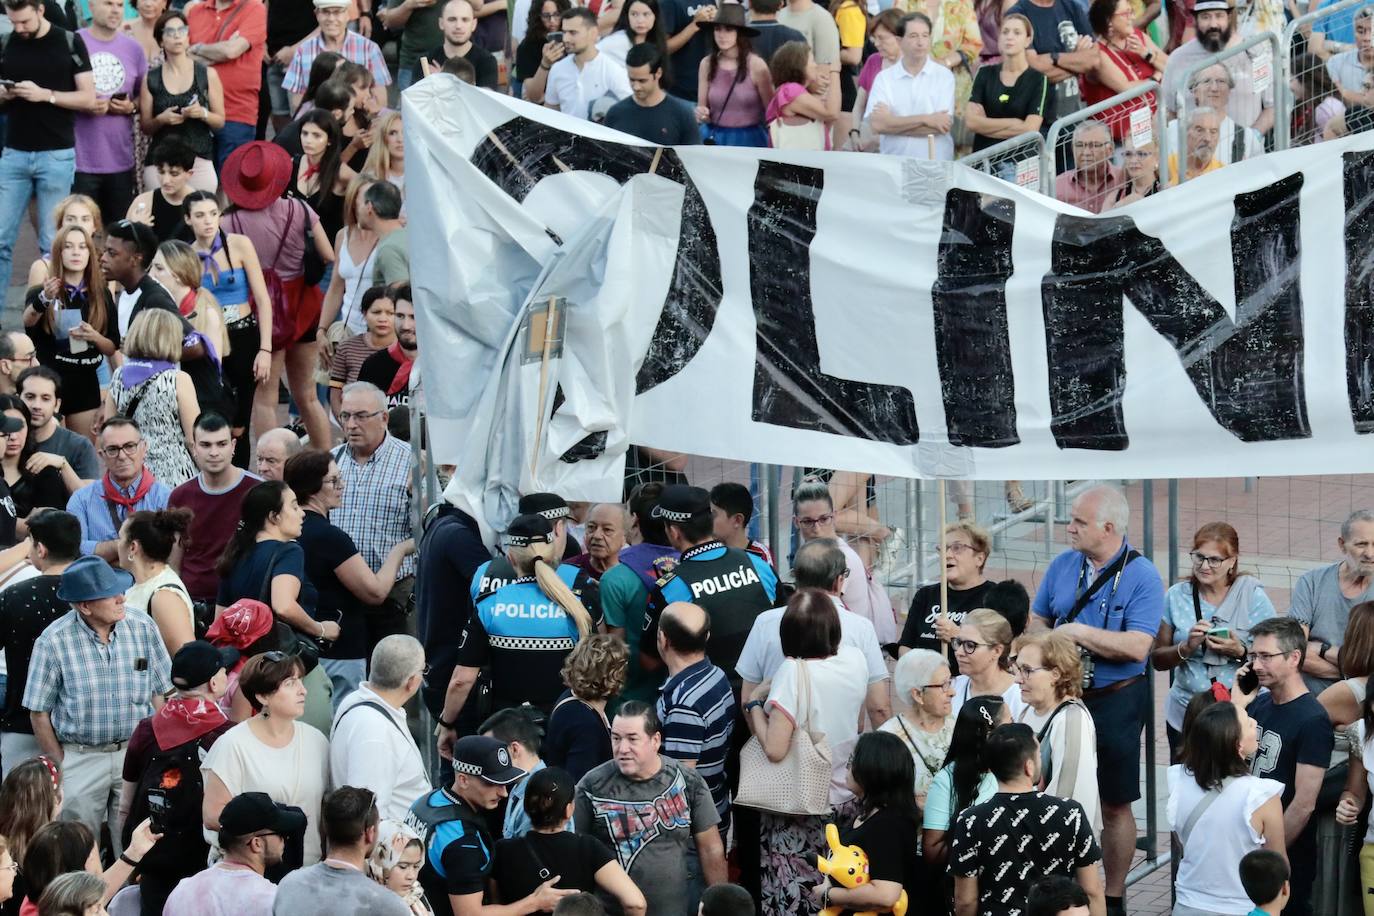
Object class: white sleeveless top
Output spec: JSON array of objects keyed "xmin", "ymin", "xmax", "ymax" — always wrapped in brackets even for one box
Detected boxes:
[
  {"xmin": 334, "ymin": 228, "xmax": 380, "ymax": 334},
  {"xmin": 1167, "ymin": 767, "xmax": 1283, "ymax": 915},
  {"xmin": 125, "ymin": 566, "xmax": 195, "ymax": 637}
]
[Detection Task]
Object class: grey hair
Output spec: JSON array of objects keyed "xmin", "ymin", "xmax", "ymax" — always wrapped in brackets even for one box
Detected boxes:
[
  {"xmin": 257, "ymin": 427, "xmax": 302, "ymax": 458},
  {"xmin": 342, "ymin": 380, "xmax": 387, "ymax": 411},
  {"xmin": 793, "ymin": 538, "xmax": 847, "ymax": 590},
  {"xmin": 793, "ymin": 478, "xmax": 834, "ymax": 512},
  {"xmin": 1342, "ymin": 509, "xmax": 1374, "ymax": 542},
  {"xmin": 588, "ymin": 502, "xmax": 631, "ymax": 530},
  {"xmin": 369, "ymin": 634, "xmax": 425, "ymax": 690},
  {"xmin": 1078, "ymin": 482, "xmax": 1129, "ymax": 532},
  {"xmin": 1073, "ymin": 119, "xmax": 1111, "ymax": 141},
  {"xmin": 37, "ymin": 871, "xmax": 105, "ymax": 915},
  {"xmin": 1188, "ymin": 105, "xmax": 1222, "ymax": 124},
  {"xmin": 894, "ymin": 649, "xmax": 946, "ymax": 705},
  {"xmin": 1190, "ymin": 63, "xmax": 1233, "ymax": 90}
]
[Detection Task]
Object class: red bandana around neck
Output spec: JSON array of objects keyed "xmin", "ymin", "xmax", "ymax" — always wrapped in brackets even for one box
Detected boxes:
[
  {"xmin": 386, "ymin": 342, "xmax": 414, "ymax": 396},
  {"xmin": 103, "ymin": 470, "xmax": 156, "ymax": 511},
  {"xmin": 150, "ymin": 696, "xmax": 228, "ymax": 750}
]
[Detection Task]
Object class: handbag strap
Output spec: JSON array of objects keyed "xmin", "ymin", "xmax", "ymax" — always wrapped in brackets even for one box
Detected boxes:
[
  {"xmin": 707, "ymin": 66, "xmax": 742, "ymax": 126},
  {"xmin": 258, "ymin": 543, "xmax": 284, "ymax": 605},
  {"xmin": 521, "ymin": 834, "xmax": 554, "ymax": 882},
  {"xmin": 1177, "ymin": 776, "xmax": 1236, "ymax": 849},
  {"xmin": 795, "ymin": 658, "xmax": 817, "ymax": 732}
]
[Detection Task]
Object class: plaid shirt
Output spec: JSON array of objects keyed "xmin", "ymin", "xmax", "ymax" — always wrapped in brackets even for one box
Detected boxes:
[
  {"xmin": 332, "ymin": 435, "xmax": 415, "ymax": 579},
  {"xmin": 283, "ymin": 31, "xmax": 392, "ymax": 94},
  {"xmin": 23, "ymin": 609, "xmax": 172, "ymax": 745}
]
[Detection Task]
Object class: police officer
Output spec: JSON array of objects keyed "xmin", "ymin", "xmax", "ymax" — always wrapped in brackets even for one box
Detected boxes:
[
  {"xmin": 408, "ymin": 734, "xmax": 572, "ymax": 916},
  {"xmin": 471, "ymin": 492, "xmax": 599, "ymax": 616},
  {"xmin": 436, "ymin": 514, "xmax": 601, "ymax": 760},
  {"xmin": 640, "ymin": 485, "xmax": 779, "ymax": 692}
]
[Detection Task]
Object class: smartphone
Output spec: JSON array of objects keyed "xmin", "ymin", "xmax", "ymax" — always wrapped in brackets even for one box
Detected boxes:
[
  {"xmin": 547, "ymin": 30, "xmax": 563, "ymax": 43},
  {"xmin": 146, "ymin": 789, "xmax": 169, "ymax": 834},
  {"xmin": 1207, "ymin": 626, "xmax": 1230, "ymax": 638},
  {"xmin": 111, "ymin": 91, "xmax": 128, "ymax": 101},
  {"xmin": 353, "ymin": 107, "xmax": 372, "ymax": 130},
  {"xmin": 1236, "ymin": 665, "xmax": 1259, "ymax": 695},
  {"xmin": 0, "ymin": 80, "xmax": 15, "ymax": 90}
]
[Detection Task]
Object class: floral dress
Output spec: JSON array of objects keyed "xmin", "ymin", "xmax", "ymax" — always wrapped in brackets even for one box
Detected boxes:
[{"xmin": 878, "ymin": 713, "xmax": 954, "ymax": 800}]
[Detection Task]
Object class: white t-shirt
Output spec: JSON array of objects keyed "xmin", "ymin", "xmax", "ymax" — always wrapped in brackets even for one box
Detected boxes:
[
  {"xmin": 163, "ymin": 862, "xmax": 278, "ymax": 916},
  {"xmin": 545, "ymin": 50, "xmax": 632, "ymax": 119},
  {"xmin": 864, "ymin": 56, "xmax": 956, "ymax": 161},
  {"xmin": 202, "ymin": 720, "xmax": 331, "ymax": 864},
  {"xmin": 950, "ymin": 675, "xmax": 1025, "ymax": 721},
  {"xmin": 836, "ymin": 538, "xmax": 898, "ymax": 645},
  {"xmin": 767, "ymin": 647, "xmax": 868, "ymax": 802},
  {"xmin": 329, "ymin": 684, "xmax": 431, "ymax": 822},
  {"xmin": 1019, "ymin": 699, "xmax": 1101, "ymax": 833},
  {"xmin": 597, "ymin": 30, "xmax": 633, "ymax": 67},
  {"xmin": 1167, "ymin": 767, "xmax": 1283, "ymax": 914},
  {"xmin": 736, "ymin": 595, "xmax": 888, "ymax": 687}
]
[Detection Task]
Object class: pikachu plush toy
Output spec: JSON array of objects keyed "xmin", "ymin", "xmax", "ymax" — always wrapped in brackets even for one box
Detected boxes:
[{"xmin": 816, "ymin": 823, "xmax": 908, "ymax": 916}]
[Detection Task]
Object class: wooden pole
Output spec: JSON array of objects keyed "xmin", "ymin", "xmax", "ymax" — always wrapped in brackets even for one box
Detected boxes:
[
  {"xmin": 530, "ymin": 296, "xmax": 558, "ymax": 480},
  {"xmin": 928, "ymin": 134, "xmax": 936, "ymax": 161},
  {"xmin": 939, "ymin": 478, "xmax": 950, "ymax": 652}
]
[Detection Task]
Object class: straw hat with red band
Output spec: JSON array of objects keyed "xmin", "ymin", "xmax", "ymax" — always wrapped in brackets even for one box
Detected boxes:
[{"xmin": 221, "ymin": 141, "xmax": 294, "ymax": 211}]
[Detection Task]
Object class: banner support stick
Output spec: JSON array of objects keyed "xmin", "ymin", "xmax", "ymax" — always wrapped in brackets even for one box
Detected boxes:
[{"xmin": 939, "ymin": 478, "xmax": 949, "ymax": 653}]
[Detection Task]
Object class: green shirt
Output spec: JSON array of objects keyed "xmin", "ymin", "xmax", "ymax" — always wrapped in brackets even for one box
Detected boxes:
[
  {"xmin": 372, "ymin": 227, "xmax": 409, "ymax": 287},
  {"xmin": 600, "ymin": 564, "xmax": 663, "ymax": 706},
  {"xmin": 389, "ymin": 0, "xmax": 442, "ymax": 73}
]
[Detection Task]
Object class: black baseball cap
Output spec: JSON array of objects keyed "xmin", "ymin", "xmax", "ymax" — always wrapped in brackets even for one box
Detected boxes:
[
  {"xmin": 650, "ymin": 484, "xmax": 711, "ymax": 523},
  {"xmin": 218, "ymin": 791, "xmax": 307, "ymax": 838},
  {"xmin": 504, "ymin": 513, "xmax": 556, "ymax": 548},
  {"xmin": 453, "ymin": 735, "xmax": 527, "ymax": 785},
  {"xmin": 518, "ymin": 492, "xmax": 571, "ymax": 523},
  {"xmin": 171, "ymin": 640, "xmax": 240, "ymax": 690}
]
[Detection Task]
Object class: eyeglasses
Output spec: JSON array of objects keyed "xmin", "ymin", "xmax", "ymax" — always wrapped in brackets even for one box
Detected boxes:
[
  {"xmin": 943, "ymin": 542, "xmax": 977, "ymax": 554},
  {"xmin": 338, "ymin": 409, "xmax": 383, "ymax": 423},
  {"xmin": 0, "ymin": 862, "xmax": 18, "ymax": 875},
  {"xmin": 951, "ymin": 638, "xmax": 992, "ymax": 654},
  {"xmin": 540, "ymin": 10, "xmax": 560, "ymax": 18},
  {"xmin": 262, "ymin": 650, "xmax": 289, "ymax": 662},
  {"xmin": 1014, "ymin": 663, "xmax": 1048, "ymax": 678},
  {"xmin": 10, "ymin": 351, "xmax": 36, "ymax": 365},
  {"xmin": 1073, "ymin": 140, "xmax": 1113, "ymax": 150},
  {"xmin": 1246, "ymin": 650, "xmax": 1291, "ymax": 664},
  {"xmin": 323, "ymin": 475, "xmax": 343, "ymax": 489},
  {"xmin": 161, "ymin": 24, "xmax": 188, "ymax": 35},
  {"xmin": 100, "ymin": 441, "xmax": 142, "ymax": 458},
  {"xmin": 1121, "ymin": 149, "xmax": 1154, "ymax": 159},
  {"xmin": 922, "ymin": 680, "xmax": 955, "ymax": 692},
  {"xmin": 1190, "ymin": 551, "xmax": 1231, "ymax": 568},
  {"xmin": 796, "ymin": 513, "xmax": 834, "ymax": 529}
]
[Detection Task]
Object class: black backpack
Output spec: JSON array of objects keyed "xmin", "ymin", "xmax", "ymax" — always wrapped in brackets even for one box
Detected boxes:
[{"xmin": 121, "ymin": 737, "xmax": 210, "ymax": 869}]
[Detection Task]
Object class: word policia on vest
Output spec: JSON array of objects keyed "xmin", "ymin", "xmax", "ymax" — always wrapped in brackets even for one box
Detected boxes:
[{"xmin": 406, "ymin": 79, "xmax": 1374, "ymax": 531}]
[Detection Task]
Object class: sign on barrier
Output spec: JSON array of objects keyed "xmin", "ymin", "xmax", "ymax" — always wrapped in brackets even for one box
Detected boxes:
[
  {"xmin": 1043, "ymin": 80, "xmax": 1161, "ymax": 211},
  {"xmin": 958, "ymin": 131, "xmax": 1047, "ymax": 193}
]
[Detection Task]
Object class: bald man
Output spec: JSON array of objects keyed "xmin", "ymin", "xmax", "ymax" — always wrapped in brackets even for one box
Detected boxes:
[
  {"xmin": 254, "ymin": 428, "xmax": 302, "ymax": 481},
  {"xmin": 656, "ymin": 602, "xmax": 735, "ymax": 835}
]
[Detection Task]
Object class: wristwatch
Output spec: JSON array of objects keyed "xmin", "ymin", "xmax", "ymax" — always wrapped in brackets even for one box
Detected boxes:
[
  {"xmin": 744, "ymin": 699, "xmax": 765, "ymax": 713},
  {"xmin": 1320, "ymin": 641, "xmax": 1333, "ymax": 662},
  {"xmin": 1050, "ymin": 51, "xmax": 1060, "ymax": 67}
]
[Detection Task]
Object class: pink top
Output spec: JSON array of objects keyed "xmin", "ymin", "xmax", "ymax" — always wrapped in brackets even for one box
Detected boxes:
[
  {"xmin": 858, "ymin": 53, "xmax": 886, "ymax": 93},
  {"xmin": 765, "ymin": 81, "xmax": 810, "ymax": 123},
  {"xmin": 705, "ymin": 61, "xmax": 766, "ymax": 128},
  {"xmin": 225, "ymin": 198, "xmax": 321, "ymax": 282}
]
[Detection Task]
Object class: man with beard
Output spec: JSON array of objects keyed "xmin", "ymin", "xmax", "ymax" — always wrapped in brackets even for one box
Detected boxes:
[
  {"xmin": 358, "ymin": 281, "xmax": 416, "ymax": 412},
  {"xmin": 1166, "ymin": 105, "xmax": 1224, "ymax": 183},
  {"xmin": 1163, "ymin": 0, "xmax": 1274, "ymax": 138}
]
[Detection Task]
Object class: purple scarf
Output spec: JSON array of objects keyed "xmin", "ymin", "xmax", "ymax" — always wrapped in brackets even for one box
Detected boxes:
[{"xmin": 119, "ymin": 357, "xmax": 177, "ymax": 388}]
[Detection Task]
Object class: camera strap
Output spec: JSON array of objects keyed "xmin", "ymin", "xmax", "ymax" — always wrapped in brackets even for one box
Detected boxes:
[{"xmin": 1064, "ymin": 548, "xmax": 1140, "ymax": 630}]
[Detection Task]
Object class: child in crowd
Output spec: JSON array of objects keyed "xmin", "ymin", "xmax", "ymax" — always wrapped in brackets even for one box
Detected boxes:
[
  {"xmin": 1238, "ymin": 849, "xmax": 1290, "ymax": 916},
  {"xmin": 1028, "ymin": 875, "xmax": 1091, "ymax": 916}
]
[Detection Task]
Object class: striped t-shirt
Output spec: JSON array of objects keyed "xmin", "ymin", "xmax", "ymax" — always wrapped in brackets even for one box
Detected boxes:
[{"xmin": 657, "ymin": 658, "xmax": 735, "ymax": 819}]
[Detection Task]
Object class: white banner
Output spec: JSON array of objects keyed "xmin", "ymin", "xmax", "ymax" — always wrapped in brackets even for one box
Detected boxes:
[{"xmin": 403, "ymin": 77, "xmax": 1374, "ymax": 531}]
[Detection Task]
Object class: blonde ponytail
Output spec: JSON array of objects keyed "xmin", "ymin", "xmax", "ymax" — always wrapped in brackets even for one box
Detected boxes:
[{"xmin": 511, "ymin": 542, "xmax": 593, "ymax": 639}]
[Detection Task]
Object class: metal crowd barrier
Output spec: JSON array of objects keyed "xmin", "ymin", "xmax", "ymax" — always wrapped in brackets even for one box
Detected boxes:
[
  {"xmin": 1278, "ymin": 0, "xmax": 1371, "ymax": 148},
  {"xmin": 1042, "ymin": 80, "xmax": 1163, "ymax": 211},
  {"xmin": 958, "ymin": 131, "xmax": 1049, "ymax": 194}
]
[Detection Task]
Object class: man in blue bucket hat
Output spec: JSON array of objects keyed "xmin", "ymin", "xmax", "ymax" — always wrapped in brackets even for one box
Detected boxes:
[{"xmin": 23, "ymin": 554, "xmax": 173, "ymax": 855}]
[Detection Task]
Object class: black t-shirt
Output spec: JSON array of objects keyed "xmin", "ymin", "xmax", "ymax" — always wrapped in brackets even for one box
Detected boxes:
[
  {"xmin": 217, "ymin": 539, "xmax": 320, "ymax": 620},
  {"xmin": 836, "ymin": 807, "xmax": 922, "ymax": 915},
  {"xmin": 0, "ymin": 575, "xmax": 65, "ymax": 733},
  {"xmin": 1248, "ymin": 691, "xmax": 1334, "ymax": 809},
  {"xmin": 9, "ymin": 465, "xmax": 67, "ymax": 518},
  {"xmin": 427, "ymin": 41, "xmax": 499, "ymax": 89},
  {"xmin": 267, "ymin": 0, "xmax": 318, "ymax": 54},
  {"xmin": 1006, "ymin": 0, "xmax": 1089, "ymax": 125},
  {"xmin": 0, "ymin": 24, "xmax": 91, "ymax": 151},
  {"xmin": 492, "ymin": 831, "xmax": 615, "ymax": 909},
  {"xmin": 604, "ymin": 94, "xmax": 700, "ymax": 145},
  {"xmin": 515, "ymin": 34, "xmax": 544, "ymax": 82},
  {"xmin": 415, "ymin": 507, "xmax": 493, "ymax": 719},
  {"xmin": 969, "ymin": 65, "xmax": 1050, "ymax": 152},
  {"xmin": 899, "ymin": 579, "xmax": 997, "ymax": 675},
  {"xmin": 543, "ymin": 689, "xmax": 612, "ymax": 781},
  {"xmin": 357, "ymin": 346, "xmax": 409, "ymax": 411},
  {"xmin": 658, "ymin": 0, "xmax": 713, "ymax": 100},
  {"xmin": 298, "ymin": 511, "xmax": 367, "ymax": 660},
  {"xmin": 27, "ymin": 287, "xmax": 118, "ymax": 373},
  {"xmin": 751, "ymin": 20, "xmax": 806, "ymax": 63},
  {"xmin": 949, "ymin": 791, "xmax": 1101, "ymax": 916}
]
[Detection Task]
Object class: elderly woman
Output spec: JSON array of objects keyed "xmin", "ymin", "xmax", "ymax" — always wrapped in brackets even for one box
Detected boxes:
[
  {"xmin": 900, "ymin": 522, "xmax": 994, "ymax": 672},
  {"xmin": 544, "ymin": 634, "xmax": 628, "ymax": 781},
  {"xmin": 202, "ymin": 652, "xmax": 331, "ymax": 869},
  {"xmin": 951, "ymin": 608, "xmax": 1024, "ymax": 718},
  {"xmin": 1013, "ymin": 631, "xmax": 1101, "ymax": 833},
  {"xmin": 878, "ymin": 648, "xmax": 955, "ymax": 807},
  {"xmin": 745, "ymin": 588, "xmax": 869, "ymax": 915},
  {"xmin": 369, "ymin": 820, "xmax": 433, "ymax": 916},
  {"xmin": 104, "ymin": 309, "xmax": 200, "ymax": 487},
  {"xmin": 1081, "ymin": 0, "xmax": 1165, "ymax": 140},
  {"xmin": 1151, "ymin": 521, "xmax": 1275, "ymax": 757},
  {"xmin": 1104, "ymin": 136, "xmax": 1160, "ymax": 209}
]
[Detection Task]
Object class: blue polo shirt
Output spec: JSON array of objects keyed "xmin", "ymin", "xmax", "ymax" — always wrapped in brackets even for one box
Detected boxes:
[{"xmin": 1031, "ymin": 541, "xmax": 1164, "ymax": 688}]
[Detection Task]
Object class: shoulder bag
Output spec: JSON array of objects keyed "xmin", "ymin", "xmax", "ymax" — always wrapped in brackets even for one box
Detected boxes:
[{"xmin": 735, "ymin": 658, "xmax": 833, "ymax": 815}]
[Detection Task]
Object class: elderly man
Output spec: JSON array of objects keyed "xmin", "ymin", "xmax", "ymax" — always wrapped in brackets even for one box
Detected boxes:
[
  {"xmin": 330, "ymin": 635, "xmax": 430, "ymax": 822},
  {"xmin": 1054, "ymin": 120, "xmax": 1123, "ymax": 213},
  {"xmin": 1030, "ymin": 483, "xmax": 1163, "ymax": 916},
  {"xmin": 1182, "ymin": 64, "xmax": 1263, "ymax": 163},
  {"xmin": 66, "ymin": 417, "xmax": 171, "ymax": 560},
  {"xmin": 1162, "ymin": 0, "xmax": 1273, "ymax": 136},
  {"xmin": 332, "ymin": 382, "xmax": 414, "ymax": 657},
  {"xmin": 25, "ymin": 555, "xmax": 173, "ymax": 854},
  {"xmin": 567, "ymin": 503, "xmax": 627, "ymax": 580},
  {"xmin": 1289, "ymin": 509, "xmax": 1374, "ymax": 696},
  {"xmin": 866, "ymin": 12, "xmax": 955, "ymax": 161},
  {"xmin": 1168, "ymin": 106, "xmax": 1224, "ymax": 183},
  {"xmin": 254, "ymin": 428, "xmax": 301, "ymax": 482}
]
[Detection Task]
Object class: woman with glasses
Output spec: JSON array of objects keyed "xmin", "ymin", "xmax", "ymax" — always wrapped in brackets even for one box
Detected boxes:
[
  {"xmin": 513, "ymin": 0, "xmax": 572, "ymax": 99},
  {"xmin": 1012, "ymin": 631, "xmax": 1101, "ymax": 833},
  {"xmin": 283, "ymin": 449, "xmax": 414, "ymax": 710},
  {"xmin": 202, "ymin": 652, "xmax": 331, "ymax": 870},
  {"xmin": 1103, "ymin": 136, "xmax": 1160, "ymax": 210},
  {"xmin": 104, "ymin": 309, "xmax": 200, "ymax": 487},
  {"xmin": 922, "ymin": 696, "xmax": 1006, "ymax": 895},
  {"xmin": 0, "ymin": 757, "xmax": 63, "ymax": 916},
  {"xmin": 1081, "ymin": 0, "xmax": 1165, "ymax": 142},
  {"xmin": 1151, "ymin": 521, "xmax": 1275, "ymax": 758},
  {"xmin": 138, "ymin": 10, "xmax": 224, "ymax": 194},
  {"xmin": 878, "ymin": 648, "xmax": 955, "ymax": 807},
  {"xmin": 899, "ymin": 522, "xmax": 994, "ymax": 671},
  {"xmin": 949, "ymin": 608, "xmax": 1024, "ymax": 719},
  {"xmin": 0, "ymin": 397, "xmax": 68, "ymax": 530}
]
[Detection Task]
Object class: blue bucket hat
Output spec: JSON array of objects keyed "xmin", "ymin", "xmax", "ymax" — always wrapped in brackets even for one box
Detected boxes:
[{"xmin": 57, "ymin": 556, "xmax": 134, "ymax": 603}]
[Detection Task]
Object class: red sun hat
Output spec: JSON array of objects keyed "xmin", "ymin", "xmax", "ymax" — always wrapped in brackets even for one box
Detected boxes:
[{"xmin": 220, "ymin": 141, "xmax": 293, "ymax": 211}]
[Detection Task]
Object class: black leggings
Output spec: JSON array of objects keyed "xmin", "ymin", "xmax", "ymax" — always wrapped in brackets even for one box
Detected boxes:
[{"xmin": 224, "ymin": 318, "xmax": 260, "ymax": 467}]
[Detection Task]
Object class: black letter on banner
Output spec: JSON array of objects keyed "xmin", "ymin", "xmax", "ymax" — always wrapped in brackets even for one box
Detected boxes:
[
  {"xmin": 746, "ymin": 161, "xmax": 918, "ymax": 444},
  {"xmin": 1344, "ymin": 150, "xmax": 1374, "ymax": 433},
  {"xmin": 470, "ymin": 118, "xmax": 720, "ymax": 395},
  {"xmin": 933, "ymin": 189, "xmax": 1018, "ymax": 448},
  {"xmin": 1043, "ymin": 172, "xmax": 1308, "ymax": 451}
]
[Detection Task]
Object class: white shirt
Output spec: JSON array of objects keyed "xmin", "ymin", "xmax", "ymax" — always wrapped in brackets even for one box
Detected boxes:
[
  {"xmin": 329, "ymin": 684, "xmax": 430, "ymax": 822},
  {"xmin": 1168, "ymin": 767, "xmax": 1284, "ymax": 914},
  {"xmin": 736, "ymin": 594, "xmax": 889, "ymax": 687},
  {"xmin": 950, "ymin": 674, "xmax": 1025, "ymax": 721},
  {"xmin": 864, "ymin": 56, "xmax": 956, "ymax": 161},
  {"xmin": 545, "ymin": 50, "xmax": 632, "ymax": 119},
  {"xmin": 597, "ymin": 30, "xmax": 633, "ymax": 67},
  {"xmin": 1019, "ymin": 699, "xmax": 1101, "ymax": 834},
  {"xmin": 767, "ymin": 646, "xmax": 869, "ymax": 803}
]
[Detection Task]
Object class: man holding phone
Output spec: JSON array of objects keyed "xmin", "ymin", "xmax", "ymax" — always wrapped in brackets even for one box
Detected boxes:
[{"xmin": 75, "ymin": 0, "xmax": 146, "ymax": 221}]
